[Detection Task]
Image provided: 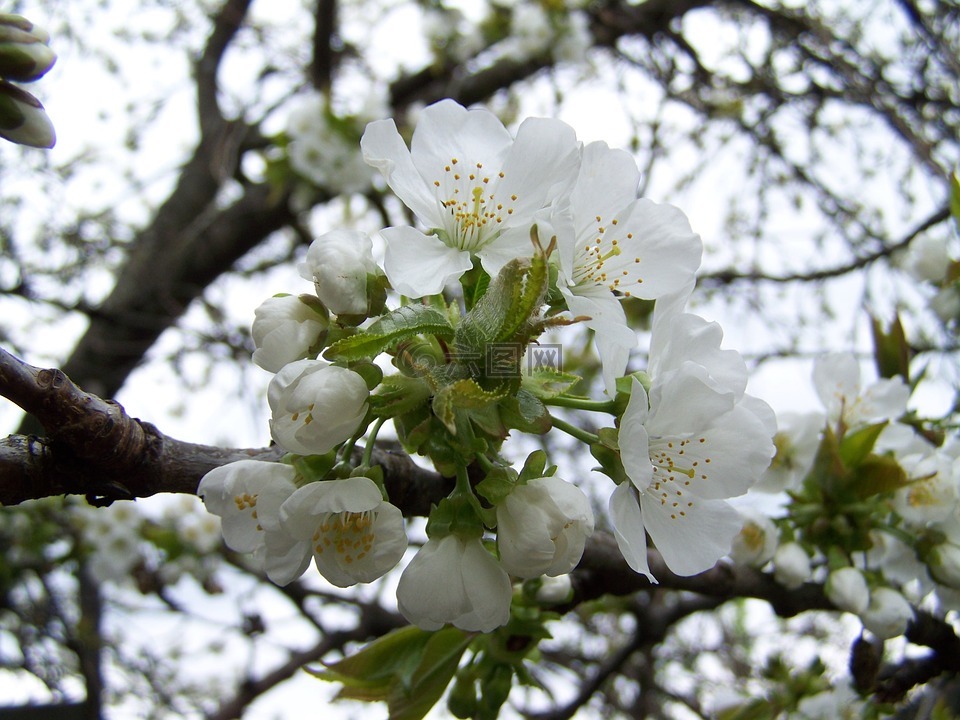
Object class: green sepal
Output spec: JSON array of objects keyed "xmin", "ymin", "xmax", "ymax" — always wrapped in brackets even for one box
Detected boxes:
[
  {"xmin": 517, "ymin": 450, "xmax": 548, "ymax": 483},
  {"xmin": 369, "ymin": 374, "xmax": 432, "ymax": 418},
  {"xmin": 426, "ymin": 495, "xmax": 485, "ymax": 540},
  {"xmin": 349, "ymin": 360, "xmax": 384, "ymax": 391},
  {"xmin": 475, "ymin": 465, "xmax": 518, "ymax": 507},
  {"xmin": 289, "ymin": 451, "xmax": 338, "ymax": 483},
  {"xmin": 520, "ymin": 369, "xmax": 581, "ymax": 399},
  {"xmin": 308, "ymin": 625, "xmax": 473, "ymax": 720},
  {"xmin": 325, "ymin": 305, "xmax": 454, "ymax": 361},
  {"xmin": 590, "ymin": 440, "xmax": 627, "ymax": 484},
  {"xmin": 498, "ymin": 390, "xmax": 551, "ymax": 434}
]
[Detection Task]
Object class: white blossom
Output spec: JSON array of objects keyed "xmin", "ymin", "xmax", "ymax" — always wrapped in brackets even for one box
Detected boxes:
[
  {"xmin": 555, "ymin": 143, "xmax": 702, "ymax": 393},
  {"xmin": 611, "ymin": 371, "xmax": 774, "ymax": 581},
  {"xmin": 396, "ymin": 534, "xmax": 512, "ymax": 632},
  {"xmin": 266, "ymin": 476, "xmax": 407, "ymax": 587},
  {"xmin": 902, "ymin": 234, "xmax": 952, "ymax": 284},
  {"xmin": 754, "ymin": 411, "xmax": 824, "ymax": 493},
  {"xmin": 251, "ymin": 295, "xmax": 327, "ymax": 373},
  {"xmin": 812, "ymin": 352, "xmax": 909, "ymax": 430},
  {"xmin": 729, "ymin": 511, "xmax": 779, "ymax": 568},
  {"xmin": 496, "ymin": 476, "xmax": 594, "ymax": 578},
  {"xmin": 268, "ymin": 359, "xmax": 369, "ymax": 455},
  {"xmin": 197, "ymin": 459, "xmax": 298, "ymax": 554},
  {"xmin": 298, "ymin": 229, "xmax": 379, "ymax": 316},
  {"xmin": 360, "ymin": 98, "xmax": 579, "ymax": 297},
  {"xmin": 286, "ymin": 92, "xmax": 372, "ymax": 193}
]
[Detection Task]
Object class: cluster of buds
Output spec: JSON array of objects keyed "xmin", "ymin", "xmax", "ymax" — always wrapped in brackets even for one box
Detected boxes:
[{"xmin": 0, "ymin": 13, "xmax": 56, "ymax": 148}]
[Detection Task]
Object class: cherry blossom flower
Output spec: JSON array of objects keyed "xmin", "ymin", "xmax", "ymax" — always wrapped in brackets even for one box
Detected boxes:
[
  {"xmin": 812, "ymin": 352, "xmax": 909, "ymax": 431},
  {"xmin": 554, "ymin": 143, "xmax": 702, "ymax": 392},
  {"xmin": 264, "ymin": 476, "xmax": 407, "ymax": 587},
  {"xmin": 197, "ymin": 459, "xmax": 298, "ymax": 554},
  {"xmin": 611, "ymin": 371, "xmax": 775, "ymax": 581},
  {"xmin": 496, "ymin": 476, "xmax": 594, "ymax": 578},
  {"xmin": 396, "ymin": 533, "xmax": 512, "ymax": 632},
  {"xmin": 360, "ymin": 98, "xmax": 579, "ymax": 297},
  {"xmin": 298, "ymin": 229, "xmax": 379, "ymax": 316},
  {"xmin": 268, "ymin": 359, "xmax": 369, "ymax": 455},
  {"xmin": 251, "ymin": 295, "xmax": 327, "ymax": 373}
]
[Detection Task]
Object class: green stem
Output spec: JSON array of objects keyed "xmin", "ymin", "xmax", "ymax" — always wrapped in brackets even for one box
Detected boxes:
[
  {"xmin": 454, "ymin": 463, "xmax": 474, "ymax": 496},
  {"xmin": 543, "ymin": 395, "xmax": 616, "ymax": 414},
  {"xmin": 550, "ymin": 414, "xmax": 600, "ymax": 445},
  {"xmin": 361, "ymin": 416, "xmax": 387, "ymax": 467}
]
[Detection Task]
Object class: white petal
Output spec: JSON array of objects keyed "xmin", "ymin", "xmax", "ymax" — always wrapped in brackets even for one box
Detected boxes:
[
  {"xmin": 279, "ymin": 477, "xmax": 383, "ymax": 538},
  {"xmin": 361, "ymin": 118, "xmax": 439, "ymax": 224},
  {"xmin": 494, "ymin": 116, "xmax": 580, "ymax": 221},
  {"xmin": 813, "ymin": 352, "xmax": 861, "ymax": 419},
  {"xmin": 610, "ymin": 482, "xmax": 655, "ymax": 581},
  {"xmin": 456, "ymin": 539, "xmax": 513, "ymax": 632},
  {"xmin": 563, "ymin": 287, "xmax": 636, "ymax": 395},
  {"xmin": 381, "ymin": 226, "xmax": 473, "ymax": 298},
  {"xmin": 396, "ymin": 536, "xmax": 471, "ymax": 630},
  {"xmin": 640, "ymin": 492, "xmax": 743, "ymax": 577},
  {"xmin": 570, "ymin": 142, "xmax": 640, "ymax": 243},
  {"xmin": 620, "ymin": 378, "xmax": 653, "ymax": 489},
  {"xmin": 646, "ymin": 362, "xmax": 735, "ymax": 437},
  {"xmin": 410, "ymin": 100, "xmax": 511, "ymax": 181},
  {"xmin": 263, "ymin": 529, "xmax": 313, "ymax": 586}
]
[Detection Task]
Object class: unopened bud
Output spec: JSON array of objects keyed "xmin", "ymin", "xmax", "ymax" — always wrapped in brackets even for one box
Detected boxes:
[
  {"xmin": 926, "ymin": 542, "xmax": 960, "ymax": 589},
  {"xmin": 0, "ymin": 15, "xmax": 55, "ymax": 82},
  {"xmin": 825, "ymin": 567, "xmax": 869, "ymax": 615},
  {"xmin": 0, "ymin": 80, "xmax": 54, "ymax": 148},
  {"xmin": 860, "ymin": 587, "xmax": 913, "ymax": 640},
  {"xmin": 533, "ymin": 574, "xmax": 573, "ymax": 604},
  {"xmin": 772, "ymin": 542, "xmax": 812, "ymax": 589}
]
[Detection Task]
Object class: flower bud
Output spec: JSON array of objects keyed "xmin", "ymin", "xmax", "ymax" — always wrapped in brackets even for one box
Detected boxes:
[
  {"xmin": 268, "ymin": 359, "xmax": 369, "ymax": 455},
  {"xmin": 251, "ymin": 294, "xmax": 327, "ymax": 373},
  {"xmin": 825, "ymin": 567, "xmax": 870, "ymax": 615},
  {"xmin": 926, "ymin": 542, "xmax": 960, "ymax": 589},
  {"xmin": 860, "ymin": 586, "xmax": 914, "ymax": 640},
  {"xmin": 0, "ymin": 80, "xmax": 54, "ymax": 147},
  {"xmin": 298, "ymin": 229, "xmax": 380, "ymax": 317},
  {"xmin": 532, "ymin": 574, "xmax": 573, "ymax": 604},
  {"xmin": 0, "ymin": 15, "xmax": 56, "ymax": 82},
  {"xmin": 772, "ymin": 542, "xmax": 812, "ymax": 589},
  {"xmin": 496, "ymin": 476, "xmax": 594, "ymax": 578}
]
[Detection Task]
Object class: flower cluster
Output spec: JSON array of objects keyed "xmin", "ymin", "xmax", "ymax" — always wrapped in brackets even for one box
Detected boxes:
[
  {"xmin": 0, "ymin": 13, "xmax": 56, "ymax": 148},
  {"xmin": 199, "ymin": 99, "xmax": 777, "ymax": 636},
  {"xmin": 732, "ymin": 351, "xmax": 960, "ymax": 641}
]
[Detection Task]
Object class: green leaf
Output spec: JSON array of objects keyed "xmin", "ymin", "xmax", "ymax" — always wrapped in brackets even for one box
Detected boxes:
[
  {"xmin": 475, "ymin": 465, "xmax": 518, "ymax": 506},
  {"xmin": 498, "ymin": 390, "xmax": 551, "ymax": 434},
  {"xmin": 453, "ymin": 246, "xmax": 550, "ymax": 361},
  {"xmin": 870, "ymin": 314, "xmax": 910, "ymax": 382},
  {"xmin": 517, "ymin": 449, "xmax": 548, "ymax": 482},
  {"xmin": 326, "ymin": 305, "xmax": 454, "ymax": 361},
  {"xmin": 369, "ymin": 374, "xmax": 432, "ymax": 418},
  {"xmin": 520, "ymin": 369, "xmax": 581, "ymax": 399},
  {"xmin": 388, "ymin": 627, "xmax": 474, "ymax": 720},
  {"xmin": 852, "ymin": 454, "xmax": 909, "ymax": 499},
  {"xmin": 432, "ymin": 379, "xmax": 507, "ymax": 435},
  {"xmin": 839, "ymin": 421, "xmax": 888, "ymax": 468},
  {"xmin": 309, "ymin": 625, "xmax": 433, "ymax": 701}
]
